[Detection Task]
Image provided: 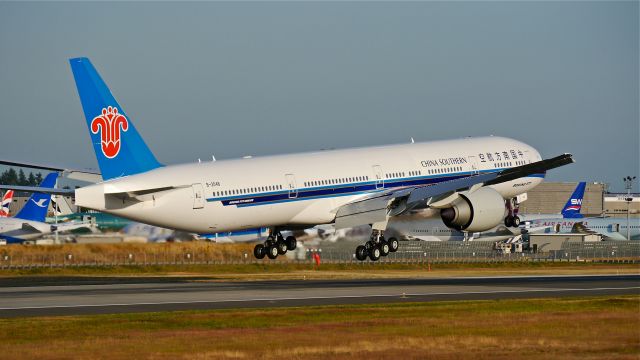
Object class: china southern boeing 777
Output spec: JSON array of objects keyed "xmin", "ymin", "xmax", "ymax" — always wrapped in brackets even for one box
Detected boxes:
[{"xmin": 1, "ymin": 58, "xmax": 574, "ymax": 260}]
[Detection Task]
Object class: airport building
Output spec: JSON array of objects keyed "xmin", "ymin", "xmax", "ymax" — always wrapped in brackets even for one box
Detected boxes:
[
  {"xmin": 518, "ymin": 182, "xmax": 606, "ymax": 216},
  {"xmin": 603, "ymin": 193, "xmax": 640, "ymax": 218}
]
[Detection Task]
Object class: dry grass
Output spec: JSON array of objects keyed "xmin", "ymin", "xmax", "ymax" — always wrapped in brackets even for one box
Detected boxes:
[
  {"xmin": 0, "ymin": 242, "xmax": 638, "ymax": 279},
  {"xmin": 0, "ymin": 242, "xmax": 255, "ymax": 265},
  {"xmin": 0, "ymin": 296, "xmax": 638, "ymax": 359}
]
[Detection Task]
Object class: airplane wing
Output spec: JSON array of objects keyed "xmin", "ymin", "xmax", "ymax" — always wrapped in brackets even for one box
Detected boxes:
[
  {"xmin": 0, "ymin": 185, "xmax": 74, "ymax": 196},
  {"xmin": 335, "ymin": 153, "xmax": 574, "ymax": 229},
  {"xmin": 571, "ymin": 222, "xmax": 597, "ymax": 235},
  {"xmin": 571, "ymin": 222, "xmax": 626, "ymax": 240},
  {"xmin": 0, "ymin": 159, "xmax": 102, "ymax": 183}
]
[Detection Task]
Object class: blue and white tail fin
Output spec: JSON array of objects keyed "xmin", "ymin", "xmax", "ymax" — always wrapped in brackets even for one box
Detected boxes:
[
  {"xmin": 561, "ymin": 182, "xmax": 586, "ymax": 219},
  {"xmin": 0, "ymin": 190, "xmax": 14, "ymax": 217},
  {"xmin": 69, "ymin": 57, "xmax": 162, "ymax": 180},
  {"xmin": 14, "ymin": 173, "xmax": 58, "ymax": 222}
]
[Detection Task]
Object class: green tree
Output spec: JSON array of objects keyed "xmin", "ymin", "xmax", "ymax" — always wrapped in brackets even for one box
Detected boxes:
[
  {"xmin": 17, "ymin": 169, "xmax": 27, "ymax": 185},
  {"xmin": 4, "ymin": 169, "xmax": 18, "ymax": 185},
  {"xmin": 27, "ymin": 172, "xmax": 36, "ymax": 186}
]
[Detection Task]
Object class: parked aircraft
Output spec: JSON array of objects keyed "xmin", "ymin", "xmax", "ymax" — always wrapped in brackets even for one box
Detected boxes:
[
  {"xmin": 0, "ymin": 173, "xmax": 94, "ymax": 243},
  {"xmin": 0, "ymin": 58, "xmax": 573, "ymax": 259},
  {"xmin": 0, "ymin": 190, "xmax": 14, "ymax": 217},
  {"xmin": 525, "ymin": 217, "xmax": 640, "ymax": 240},
  {"xmin": 520, "ymin": 182, "xmax": 640, "ymax": 240}
]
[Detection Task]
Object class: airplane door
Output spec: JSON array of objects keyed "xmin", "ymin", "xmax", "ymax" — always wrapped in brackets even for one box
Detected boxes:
[
  {"xmin": 372, "ymin": 165, "xmax": 384, "ymax": 189},
  {"xmin": 285, "ymin": 174, "xmax": 298, "ymax": 199},
  {"xmin": 467, "ymin": 156, "xmax": 479, "ymax": 175},
  {"xmin": 192, "ymin": 183, "xmax": 205, "ymax": 209}
]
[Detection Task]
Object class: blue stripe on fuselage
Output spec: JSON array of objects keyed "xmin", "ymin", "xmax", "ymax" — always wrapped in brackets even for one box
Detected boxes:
[{"xmin": 205, "ymin": 169, "xmax": 545, "ymax": 208}]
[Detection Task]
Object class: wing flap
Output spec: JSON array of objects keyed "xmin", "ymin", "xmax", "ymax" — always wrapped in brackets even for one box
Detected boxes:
[{"xmin": 335, "ymin": 194, "xmax": 392, "ymax": 229}]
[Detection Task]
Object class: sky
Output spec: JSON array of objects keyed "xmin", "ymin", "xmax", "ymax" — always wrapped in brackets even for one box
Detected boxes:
[{"xmin": 0, "ymin": 1, "xmax": 638, "ymax": 191}]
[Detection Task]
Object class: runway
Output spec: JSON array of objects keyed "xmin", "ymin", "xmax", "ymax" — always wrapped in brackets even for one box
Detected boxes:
[{"xmin": 0, "ymin": 275, "xmax": 637, "ymax": 318}]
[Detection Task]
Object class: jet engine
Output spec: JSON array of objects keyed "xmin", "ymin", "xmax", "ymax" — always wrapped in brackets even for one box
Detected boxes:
[{"xmin": 440, "ymin": 187, "xmax": 506, "ymax": 232}]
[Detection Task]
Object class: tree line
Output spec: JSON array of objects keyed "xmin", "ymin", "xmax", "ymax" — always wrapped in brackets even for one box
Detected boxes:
[{"xmin": 0, "ymin": 168, "xmax": 45, "ymax": 186}]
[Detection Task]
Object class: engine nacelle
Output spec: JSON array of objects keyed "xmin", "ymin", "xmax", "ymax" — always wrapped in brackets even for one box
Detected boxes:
[{"xmin": 440, "ymin": 187, "xmax": 506, "ymax": 232}]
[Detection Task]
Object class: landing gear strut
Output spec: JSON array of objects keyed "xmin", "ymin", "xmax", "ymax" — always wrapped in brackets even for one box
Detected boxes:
[
  {"xmin": 504, "ymin": 198, "xmax": 521, "ymax": 227},
  {"xmin": 354, "ymin": 230, "xmax": 399, "ymax": 262},
  {"xmin": 253, "ymin": 230, "xmax": 297, "ymax": 260}
]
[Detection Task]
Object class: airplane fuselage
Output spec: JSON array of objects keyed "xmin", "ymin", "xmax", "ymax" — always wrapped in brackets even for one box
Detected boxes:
[
  {"xmin": 76, "ymin": 136, "xmax": 544, "ymax": 233},
  {"xmin": 525, "ymin": 217, "xmax": 640, "ymax": 240},
  {"xmin": 0, "ymin": 217, "xmax": 51, "ymax": 242}
]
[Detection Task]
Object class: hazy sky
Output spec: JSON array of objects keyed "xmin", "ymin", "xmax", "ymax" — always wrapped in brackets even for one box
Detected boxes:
[{"xmin": 0, "ymin": 1, "xmax": 638, "ymax": 191}]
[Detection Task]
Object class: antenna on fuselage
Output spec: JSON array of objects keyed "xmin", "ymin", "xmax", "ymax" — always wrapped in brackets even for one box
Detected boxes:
[
  {"xmin": 212, "ymin": 155, "xmax": 216, "ymax": 162},
  {"xmin": 410, "ymin": 137, "xmax": 415, "ymax": 144}
]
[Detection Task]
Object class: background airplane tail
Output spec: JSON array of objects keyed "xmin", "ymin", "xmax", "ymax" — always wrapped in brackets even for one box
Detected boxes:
[
  {"xmin": 69, "ymin": 57, "xmax": 162, "ymax": 180},
  {"xmin": 0, "ymin": 190, "xmax": 14, "ymax": 217},
  {"xmin": 15, "ymin": 173, "xmax": 58, "ymax": 221},
  {"xmin": 561, "ymin": 182, "xmax": 586, "ymax": 218}
]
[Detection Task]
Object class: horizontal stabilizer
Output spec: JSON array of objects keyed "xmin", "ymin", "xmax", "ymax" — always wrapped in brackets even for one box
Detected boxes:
[
  {"xmin": 21, "ymin": 223, "xmax": 41, "ymax": 233},
  {"xmin": 0, "ymin": 185, "xmax": 74, "ymax": 196}
]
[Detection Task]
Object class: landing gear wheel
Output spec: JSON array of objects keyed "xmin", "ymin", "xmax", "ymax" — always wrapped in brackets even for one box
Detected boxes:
[
  {"xmin": 512, "ymin": 216, "xmax": 521, "ymax": 227},
  {"xmin": 379, "ymin": 241, "xmax": 390, "ymax": 256},
  {"xmin": 355, "ymin": 245, "xmax": 368, "ymax": 261},
  {"xmin": 369, "ymin": 246, "xmax": 381, "ymax": 261},
  {"xmin": 285, "ymin": 236, "xmax": 297, "ymax": 251},
  {"xmin": 388, "ymin": 238, "xmax": 399, "ymax": 253},
  {"xmin": 504, "ymin": 215, "xmax": 514, "ymax": 227},
  {"xmin": 253, "ymin": 244, "xmax": 266, "ymax": 259},
  {"xmin": 267, "ymin": 245, "xmax": 279, "ymax": 259},
  {"xmin": 276, "ymin": 240, "xmax": 288, "ymax": 255}
]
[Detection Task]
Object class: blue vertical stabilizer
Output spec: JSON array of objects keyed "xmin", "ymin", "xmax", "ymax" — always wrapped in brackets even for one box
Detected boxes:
[
  {"xmin": 561, "ymin": 182, "xmax": 586, "ymax": 218},
  {"xmin": 69, "ymin": 57, "xmax": 162, "ymax": 180},
  {"xmin": 14, "ymin": 173, "xmax": 58, "ymax": 222}
]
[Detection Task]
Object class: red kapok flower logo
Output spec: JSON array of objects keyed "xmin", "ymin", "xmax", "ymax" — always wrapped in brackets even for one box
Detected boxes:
[{"xmin": 91, "ymin": 106, "xmax": 129, "ymax": 159}]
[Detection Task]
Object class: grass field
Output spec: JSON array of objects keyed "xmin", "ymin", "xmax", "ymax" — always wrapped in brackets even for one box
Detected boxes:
[{"xmin": 0, "ymin": 296, "xmax": 637, "ymax": 359}]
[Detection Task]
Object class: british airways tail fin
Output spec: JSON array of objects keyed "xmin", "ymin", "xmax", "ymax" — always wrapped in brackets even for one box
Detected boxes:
[
  {"xmin": 69, "ymin": 57, "xmax": 162, "ymax": 180},
  {"xmin": 14, "ymin": 173, "xmax": 58, "ymax": 221},
  {"xmin": 561, "ymin": 182, "xmax": 586, "ymax": 218},
  {"xmin": 0, "ymin": 190, "xmax": 14, "ymax": 217}
]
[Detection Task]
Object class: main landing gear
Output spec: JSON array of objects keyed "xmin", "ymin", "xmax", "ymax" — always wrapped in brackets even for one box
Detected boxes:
[
  {"xmin": 504, "ymin": 198, "xmax": 521, "ymax": 227},
  {"xmin": 253, "ymin": 231, "xmax": 297, "ymax": 260},
  {"xmin": 354, "ymin": 230, "xmax": 399, "ymax": 261}
]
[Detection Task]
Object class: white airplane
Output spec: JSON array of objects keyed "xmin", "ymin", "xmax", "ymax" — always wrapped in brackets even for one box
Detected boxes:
[
  {"xmin": 1, "ymin": 58, "xmax": 573, "ymax": 259},
  {"xmin": 0, "ymin": 173, "xmax": 91, "ymax": 243},
  {"xmin": 518, "ymin": 182, "xmax": 640, "ymax": 240}
]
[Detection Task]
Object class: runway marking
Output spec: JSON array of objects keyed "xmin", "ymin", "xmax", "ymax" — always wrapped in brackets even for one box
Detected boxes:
[{"xmin": 0, "ymin": 286, "xmax": 637, "ymax": 311}]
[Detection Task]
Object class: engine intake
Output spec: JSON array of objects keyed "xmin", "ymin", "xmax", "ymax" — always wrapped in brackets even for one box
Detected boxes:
[{"xmin": 440, "ymin": 187, "xmax": 506, "ymax": 232}]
